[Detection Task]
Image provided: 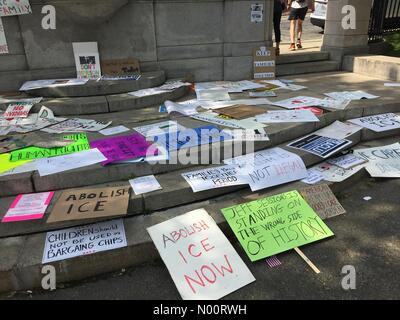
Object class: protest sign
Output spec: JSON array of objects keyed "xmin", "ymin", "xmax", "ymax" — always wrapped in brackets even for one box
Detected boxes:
[
  {"xmin": 348, "ymin": 113, "xmax": 400, "ymax": 133},
  {"xmin": 191, "ymin": 112, "xmax": 265, "ymax": 130},
  {"xmin": 384, "ymin": 83, "xmax": 400, "ymax": 87},
  {"xmin": 217, "ymin": 105, "xmax": 267, "ymax": 120},
  {"xmin": 99, "ymin": 125, "xmax": 130, "ymax": 136},
  {"xmin": 325, "ymin": 91, "xmax": 379, "ymax": 101},
  {"xmin": 256, "ymin": 110, "xmax": 319, "ymax": 123},
  {"xmin": 196, "ymin": 81, "xmax": 264, "ymax": 93},
  {"xmin": 147, "ymin": 209, "xmax": 255, "ymax": 300},
  {"xmin": 0, "ymin": 153, "xmax": 30, "ymax": 173},
  {"xmin": 299, "ymin": 184, "xmax": 346, "ymax": 220},
  {"xmin": 2, "ymin": 192, "xmax": 54, "ymax": 223},
  {"xmin": 165, "ymin": 100, "xmax": 200, "ymax": 116},
  {"xmin": 47, "ymin": 187, "xmax": 130, "ymax": 224},
  {"xmin": 251, "ymin": 3, "xmax": 263, "ymax": 23},
  {"xmin": 253, "ymin": 46, "xmax": 275, "ymax": 80},
  {"xmin": 221, "ymin": 129, "xmax": 269, "ymax": 142},
  {"xmin": 90, "ymin": 133, "xmax": 157, "ymax": 165},
  {"xmin": 19, "ymin": 79, "xmax": 88, "ymax": 91},
  {"xmin": 0, "ymin": 160, "xmax": 37, "ymax": 177},
  {"xmin": 294, "ymin": 107, "xmax": 324, "ymax": 116},
  {"xmin": 249, "ymin": 91, "xmax": 276, "ymax": 98},
  {"xmin": 129, "ymin": 175, "xmax": 162, "ymax": 195},
  {"xmin": 73, "ymin": 42, "xmax": 101, "ymax": 79},
  {"xmin": 3, "ymin": 102, "xmax": 34, "ymax": 118},
  {"xmin": 43, "ymin": 219, "xmax": 127, "ymax": 263},
  {"xmin": 327, "ymin": 154, "xmax": 367, "ymax": 170},
  {"xmin": 134, "ymin": 121, "xmax": 186, "ymax": 138},
  {"xmin": 315, "ymin": 121, "xmax": 362, "ymax": 140},
  {"xmin": 317, "ymin": 98, "xmax": 351, "ymax": 111},
  {"xmin": 153, "ymin": 126, "xmax": 230, "ymax": 152},
  {"xmin": 181, "ymin": 165, "xmax": 248, "ymax": 193},
  {"xmin": 288, "ymin": 134, "xmax": 352, "ymax": 159},
  {"xmin": 301, "ymin": 169, "xmax": 325, "ymax": 185},
  {"xmin": 196, "ymin": 89, "xmax": 231, "ymax": 101},
  {"xmin": 354, "ymin": 143, "xmax": 400, "ymax": 178},
  {"xmin": 272, "ymin": 96, "xmax": 324, "ymax": 109},
  {"xmin": 221, "ymin": 190, "xmax": 334, "ymax": 261},
  {"xmin": 9, "ymin": 133, "xmax": 90, "ymax": 162},
  {"xmin": 224, "ymin": 148, "xmax": 307, "ymax": 192},
  {"xmin": 308, "ymin": 162, "xmax": 365, "ymax": 183},
  {"xmin": 42, "ymin": 118, "xmax": 111, "ymax": 134},
  {"xmin": 200, "ymin": 98, "xmax": 271, "ymax": 110},
  {"xmin": 101, "ymin": 58, "xmax": 140, "ymax": 76},
  {"xmin": 0, "ymin": 0, "xmax": 31, "ymax": 17},
  {"xmin": 35, "ymin": 148, "xmax": 107, "ymax": 176},
  {"xmin": 0, "ymin": 17, "xmax": 8, "ymax": 54}
]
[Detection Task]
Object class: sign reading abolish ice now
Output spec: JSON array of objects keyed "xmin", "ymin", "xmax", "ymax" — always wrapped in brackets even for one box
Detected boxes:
[{"xmin": 221, "ymin": 191, "xmax": 334, "ymax": 262}]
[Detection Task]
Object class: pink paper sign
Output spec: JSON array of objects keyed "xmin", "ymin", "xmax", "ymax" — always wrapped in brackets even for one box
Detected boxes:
[
  {"xmin": 2, "ymin": 192, "xmax": 54, "ymax": 223},
  {"xmin": 90, "ymin": 134, "xmax": 157, "ymax": 165}
]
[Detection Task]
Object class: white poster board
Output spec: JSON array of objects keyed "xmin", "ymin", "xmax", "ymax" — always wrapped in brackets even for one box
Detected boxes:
[
  {"xmin": 0, "ymin": 18, "xmax": 8, "ymax": 54},
  {"xmin": 348, "ymin": 113, "xmax": 400, "ymax": 133},
  {"xmin": 0, "ymin": 0, "xmax": 31, "ymax": 17},
  {"xmin": 147, "ymin": 209, "xmax": 255, "ymax": 300},
  {"xmin": 73, "ymin": 42, "xmax": 102, "ymax": 79}
]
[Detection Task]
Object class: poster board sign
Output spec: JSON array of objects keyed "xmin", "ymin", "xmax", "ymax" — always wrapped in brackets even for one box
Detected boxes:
[
  {"xmin": 288, "ymin": 134, "xmax": 352, "ymax": 159},
  {"xmin": 2, "ymin": 192, "xmax": 54, "ymax": 223},
  {"xmin": 348, "ymin": 113, "xmax": 400, "ymax": 133},
  {"xmin": 253, "ymin": 46, "xmax": 275, "ymax": 80},
  {"xmin": 47, "ymin": 186, "xmax": 130, "ymax": 223},
  {"xmin": 256, "ymin": 110, "xmax": 320, "ymax": 123},
  {"xmin": 307, "ymin": 162, "xmax": 365, "ymax": 183},
  {"xmin": 221, "ymin": 191, "xmax": 334, "ymax": 261},
  {"xmin": 42, "ymin": 118, "xmax": 112, "ymax": 134},
  {"xmin": 299, "ymin": 184, "xmax": 346, "ymax": 220},
  {"xmin": 0, "ymin": 0, "xmax": 31, "ymax": 17},
  {"xmin": 129, "ymin": 175, "xmax": 162, "ymax": 195},
  {"xmin": 0, "ymin": 17, "xmax": 8, "ymax": 54},
  {"xmin": 147, "ymin": 209, "xmax": 256, "ymax": 300},
  {"xmin": 327, "ymin": 154, "xmax": 367, "ymax": 170},
  {"xmin": 0, "ymin": 153, "xmax": 30, "ymax": 174},
  {"xmin": 133, "ymin": 121, "xmax": 185, "ymax": 138},
  {"xmin": 3, "ymin": 102, "xmax": 34, "ymax": 118},
  {"xmin": 73, "ymin": 42, "xmax": 102, "ymax": 79},
  {"xmin": 251, "ymin": 3, "xmax": 263, "ymax": 23},
  {"xmin": 9, "ymin": 133, "xmax": 90, "ymax": 162},
  {"xmin": 42, "ymin": 219, "xmax": 127, "ymax": 263},
  {"xmin": 19, "ymin": 79, "xmax": 89, "ymax": 91},
  {"xmin": 101, "ymin": 58, "xmax": 140, "ymax": 76}
]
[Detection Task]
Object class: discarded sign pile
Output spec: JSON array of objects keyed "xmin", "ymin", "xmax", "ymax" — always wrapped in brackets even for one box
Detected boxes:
[{"xmin": 1, "ymin": 75, "xmax": 400, "ymax": 300}]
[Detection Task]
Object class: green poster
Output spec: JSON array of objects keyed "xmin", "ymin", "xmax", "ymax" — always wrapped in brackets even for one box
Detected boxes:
[
  {"xmin": 221, "ymin": 190, "xmax": 334, "ymax": 262},
  {"xmin": 9, "ymin": 133, "xmax": 90, "ymax": 162}
]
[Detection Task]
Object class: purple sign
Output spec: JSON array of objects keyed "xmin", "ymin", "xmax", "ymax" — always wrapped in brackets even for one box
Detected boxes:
[{"xmin": 90, "ymin": 134, "xmax": 157, "ymax": 165}]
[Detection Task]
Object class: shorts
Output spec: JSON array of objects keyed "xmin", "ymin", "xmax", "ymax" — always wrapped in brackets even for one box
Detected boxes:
[{"xmin": 288, "ymin": 7, "xmax": 308, "ymax": 21}]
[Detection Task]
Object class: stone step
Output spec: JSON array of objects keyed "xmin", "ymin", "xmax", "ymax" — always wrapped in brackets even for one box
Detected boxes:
[
  {"xmin": 343, "ymin": 55, "xmax": 400, "ymax": 82},
  {"xmin": 23, "ymin": 71, "xmax": 166, "ymax": 98},
  {"xmin": 0, "ymin": 135, "xmax": 397, "ymax": 294},
  {"xmin": 277, "ymin": 60, "xmax": 341, "ymax": 76},
  {"xmin": 277, "ymin": 52, "xmax": 330, "ymax": 65}
]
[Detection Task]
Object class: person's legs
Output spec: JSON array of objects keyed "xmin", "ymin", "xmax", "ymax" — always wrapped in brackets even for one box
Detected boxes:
[
  {"xmin": 289, "ymin": 19, "xmax": 296, "ymax": 50},
  {"xmin": 297, "ymin": 19, "xmax": 303, "ymax": 48},
  {"xmin": 273, "ymin": 6, "xmax": 282, "ymax": 54}
]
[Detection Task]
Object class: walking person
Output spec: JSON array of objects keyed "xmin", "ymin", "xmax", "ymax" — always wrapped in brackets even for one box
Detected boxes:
[
  {"xmin": 287, "ymin": 0, "xmax": 315, "ymax": 51},
  {"xmin": 273, "ymin": 0, "xmax": 286, "ymax": 56}
]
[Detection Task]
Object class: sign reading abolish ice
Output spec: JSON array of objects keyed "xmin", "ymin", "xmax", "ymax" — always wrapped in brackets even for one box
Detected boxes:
[
  {"xmin": 43, "ymin": 219, "xmax": 127, "ymax": 264},
  {"xmin": 221, "ymin": 191, "xmax": 334, "ymax": 262},
  {"xmin": 224, "ymin": 148, "xmax": 307, "ymax": 192},
  {"xmin": 147, "ymin": 209, "xmax": 255, "ymax": 300},
  {"xmin": 0, "ymin": 0, "xmax": 32, "ymax": 17}
]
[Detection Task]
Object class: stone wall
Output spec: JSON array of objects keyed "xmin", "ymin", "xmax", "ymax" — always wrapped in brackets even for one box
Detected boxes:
[{"xmin": 0, "ymin": 0, "xmax": 274, "ymax": 91}]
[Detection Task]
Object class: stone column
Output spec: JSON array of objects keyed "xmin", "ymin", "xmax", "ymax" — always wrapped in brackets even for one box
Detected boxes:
[{"xmin": 321, "ymin": 0, "xmax": 373, "ymax": 61}]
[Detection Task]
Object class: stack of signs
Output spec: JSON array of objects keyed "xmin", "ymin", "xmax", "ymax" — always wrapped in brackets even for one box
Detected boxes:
[
  {"xmin": 181, "ymin": 165, "xmax": 248, "ymax": 193},
  {"xmin": 0, "ymin": 17, "xmax": 8, "ymax": 54},
  {"xmin": 90, "ymin": 133, "xmax": 157, "ymax": 165},
  {"xmin": 299, "ymin": 184, "xmax": 346, "ymax": 220},
  {"xmin": 42, "ymin": 118, "xmax": 111, "ymax": 134},
  {"xmin": 42, "ymin": 219, "xmax": 127, "ymax": 263},
  {"xmin": 221, "ymin": 191, "xmax": 334, "ymax": 261},
  {"xmin": 0, "ymin": 0, "xmax": 32, "ymax": 17},
  {"xmin": 253, "ymin": 46, "xmax": 275, "ymax": 80},
  {"xmin": 348, "ymin": 113, "xmax": 400, "ymax": 132},
  {"xmin": 147, "ymin": 209, "xmax": 256, "ymax": 300},
  {"xmin": 100, "ymin": 58, "xmax": 140, "ymax": 77},
  {"xmin": 2, "ymin": 192, "xmax": 54, "ymax": 223},
  {"xmin": 224, "ymin": 148, "xmax": 307, "ymax": 192},
  {"xmin": 3, "ymin": 101, "xmax": 34, "ymax": 118},
  {"xmin": 354, "ymin": 143, "xmax": 400, "ymax": 178},
  {"xmin": 73, "ymin": 42, "xmax": 101, "ymax": 79},
  {"xmin": 47, "ymin": 186, "xmax": 130, "ymax": 223}
]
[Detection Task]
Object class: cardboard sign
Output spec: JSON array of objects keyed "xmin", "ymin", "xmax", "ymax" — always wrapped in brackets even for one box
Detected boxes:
[
  {"xmin": 224, "ymin": 148, "xmax": 307, "ymax": 192},
  {"xmin": 73, "ymin": 42, "xmax": 101, "ymax": 79},
  {"xmin": 2, "ymin": 192, "xmax": 54, "ymax": 223},
  {"xmin": 288, "ymin": 134, "xmax": 352, "ymax": 159},
  {"xmin": 9, "ymin": 133, "xmax": 90, "ymax": 162},
  {"xmin": 299, "ymin": 184, "xmax": 346, "ymax": 220},
  {"xmin": 0, "ymin": 0, "xmax": 31, "ymax": 17},
  {"xmin": 47, "ymin": 187, "xmax": 130, "ymax": 224},
  {"xmin": 3, "ymin": 102, "xmax": 34, "ymax": 118},
  {"xmin": 181, "ymin": 165, "xmax": 248, "ymax": 193},
  {"xmin": 221, "ymin": 190, "xmax": 334, "ymax": 261},
  {"xmin": 0, "ymin": 17, "xmax": 8, "ymax": 54},
  {"xmin": 348, "ymin": 113, "xmax": 400, "ymax": 133},
  {"xmin": 43, "ymin": 219, "xmax": 127, "ymax": 263},
  {"xmin": 217, "ymin": 105, "xmax": 267, "ymax": 120},
  {"xmin": 253, "ymin": 46, "xmax": 275, "ymax": 80},
  {"xmin": 90, "ymin": 133, "xmax": 157, "ymax": 165},
  {"xmin": 147, "ymin": 209, "xmax": 256, "ymax": 300},
  {"xmin": 101, "ymin": 58, "xmax": 140, "ymax": 76}
]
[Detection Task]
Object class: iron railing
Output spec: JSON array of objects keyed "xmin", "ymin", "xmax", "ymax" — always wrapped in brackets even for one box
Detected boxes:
[{"xmin": 369, "ymin": 0, "xmax": 400, "ymax": 42}]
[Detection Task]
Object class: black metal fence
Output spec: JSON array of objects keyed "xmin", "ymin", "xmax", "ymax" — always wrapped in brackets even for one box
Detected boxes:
[{"xmin": 369, "ymin": 0, "xmax": 400, "ymax": 42}]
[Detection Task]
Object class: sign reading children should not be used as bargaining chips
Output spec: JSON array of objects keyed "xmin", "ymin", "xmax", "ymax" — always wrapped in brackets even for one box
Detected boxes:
[{"xmin": 221, "ymin": 190, "xmax": 334, "ymax": 262}]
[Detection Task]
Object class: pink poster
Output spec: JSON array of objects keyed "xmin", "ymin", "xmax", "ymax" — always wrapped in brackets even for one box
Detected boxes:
[
  {"xmin": 90, "ymin": 134, "xmax": 157, "ymax": 165},
  {"xmin": 2, "ymin": 192, "xmax": 54, "ymax": 223}
]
